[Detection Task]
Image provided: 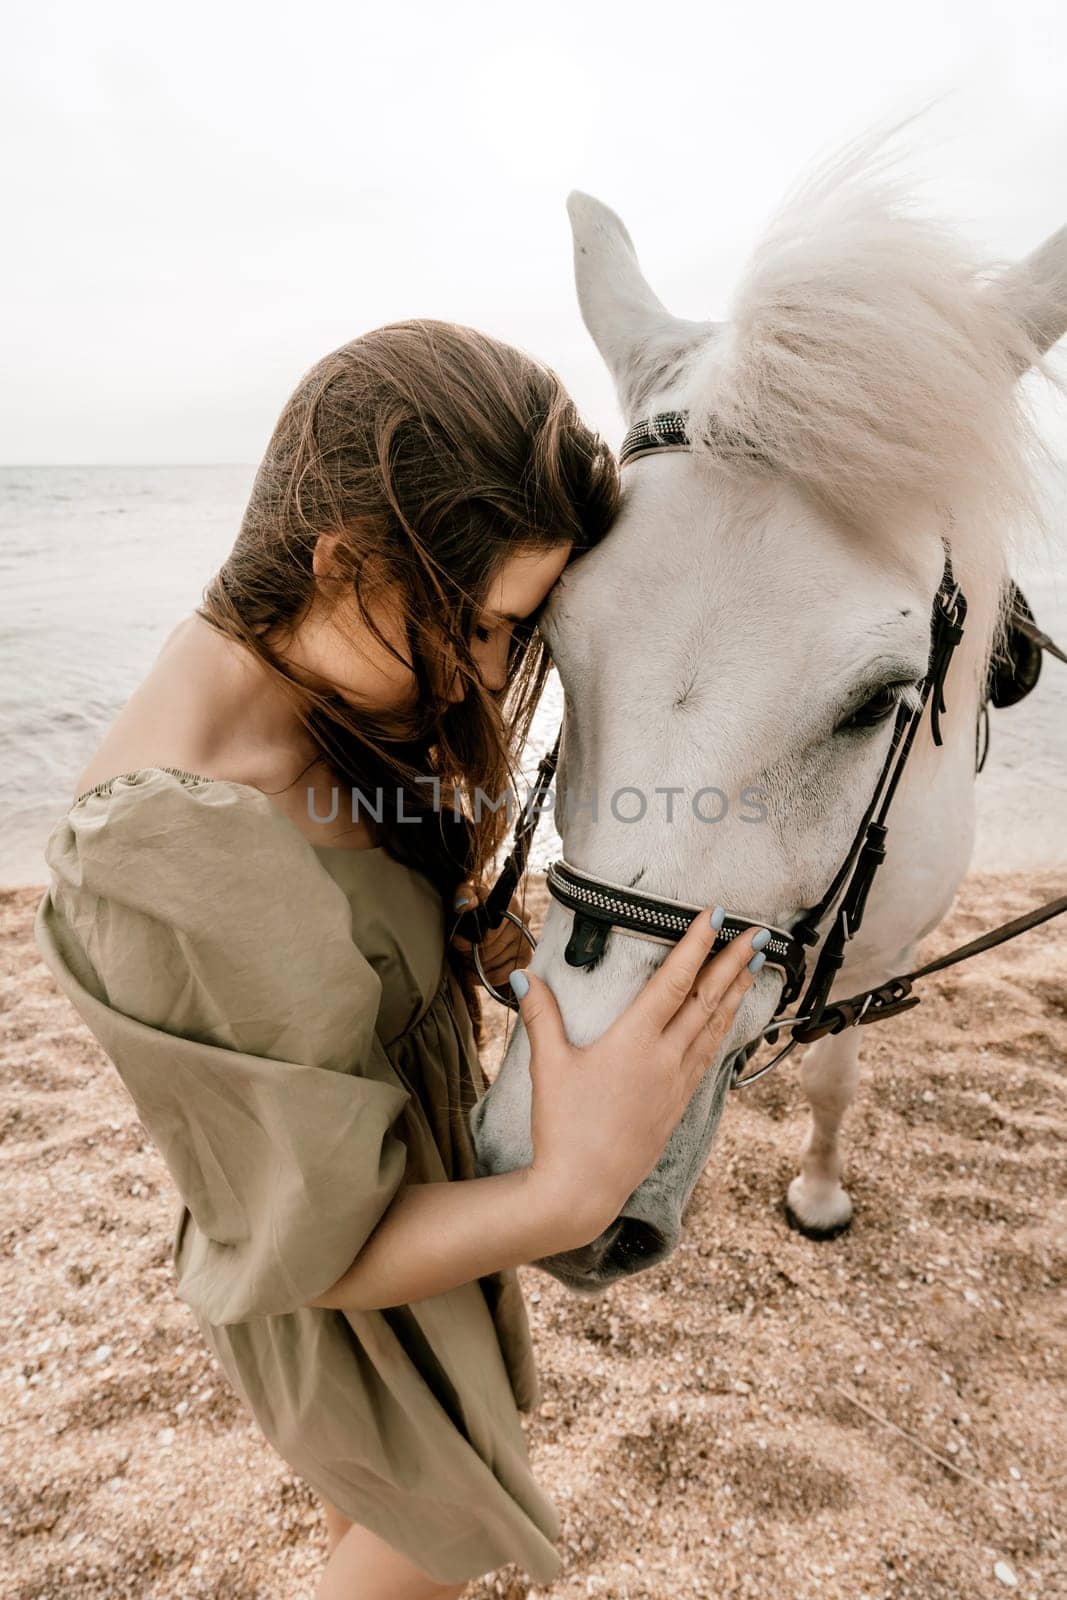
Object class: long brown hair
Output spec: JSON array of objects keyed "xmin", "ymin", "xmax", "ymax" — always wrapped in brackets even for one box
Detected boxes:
[{"xmin": 197, "ymin": 320, "xmax": 618, "ymax": 1028}]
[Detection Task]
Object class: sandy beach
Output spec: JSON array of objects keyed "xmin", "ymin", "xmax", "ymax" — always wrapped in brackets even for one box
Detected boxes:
[{"xmin": 2, "ymin": 865, "xmax": 1064, "ymax": 1600}]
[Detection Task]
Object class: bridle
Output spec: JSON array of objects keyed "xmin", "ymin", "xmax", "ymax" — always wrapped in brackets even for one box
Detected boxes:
[{"xmin": 455, "ymin": 411, "xmax": 1067, "ymax": 1087}]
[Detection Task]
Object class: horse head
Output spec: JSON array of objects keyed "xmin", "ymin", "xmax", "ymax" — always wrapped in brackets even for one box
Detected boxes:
[{"xmin": 471, "ymin": 152, "xmax": 1067, "ymax": 1292}]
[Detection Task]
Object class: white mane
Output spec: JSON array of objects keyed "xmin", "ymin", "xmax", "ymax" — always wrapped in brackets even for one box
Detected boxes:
[{"xmin": 681, "ymin": 140, "xmax": 1058, "ymax": 669}]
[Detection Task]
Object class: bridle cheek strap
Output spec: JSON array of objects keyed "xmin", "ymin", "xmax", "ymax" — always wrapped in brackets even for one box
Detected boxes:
[{"xmin": 781, "ymin": 554, "xmax": 968, "ymax": 1038}]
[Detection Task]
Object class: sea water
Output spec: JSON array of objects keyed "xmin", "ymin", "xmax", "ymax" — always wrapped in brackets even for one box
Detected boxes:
[
  {"xmin": 1, "ymin": 466, "xmax": 1063, "ymax": 886},
  {"xmin": 0, "ymin": 465, "xmax": 562, "ymax": 884}
]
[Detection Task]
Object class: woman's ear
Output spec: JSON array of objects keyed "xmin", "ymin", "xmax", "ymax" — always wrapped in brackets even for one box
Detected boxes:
[
  {"xmin": 312, "ymin": 535, "xmax": 383, "ymax": 616},
  {"xmin": 312, "ymin": 530, "xmax": 345, "ymax": 584}
]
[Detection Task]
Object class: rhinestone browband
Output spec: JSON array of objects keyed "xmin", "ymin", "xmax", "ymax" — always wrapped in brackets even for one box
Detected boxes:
[{"xmin": 618, "ymin": 411, "xmax": 692, "ymax": 466}]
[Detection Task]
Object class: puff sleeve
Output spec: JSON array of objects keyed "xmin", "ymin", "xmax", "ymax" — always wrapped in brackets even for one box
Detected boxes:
[{"xmin": 33, "ymin": 770, "xmax": 413, "ymax": 1325}]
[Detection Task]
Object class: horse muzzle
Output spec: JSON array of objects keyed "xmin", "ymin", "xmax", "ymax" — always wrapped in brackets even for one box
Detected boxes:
[
  {"xmin": 532, "ymin": 1204, "xmax": 679, "ymax": 1295},
  {"xmin": 513, "ymin": 1042, "xmax": 750, "ymax": 1293}
]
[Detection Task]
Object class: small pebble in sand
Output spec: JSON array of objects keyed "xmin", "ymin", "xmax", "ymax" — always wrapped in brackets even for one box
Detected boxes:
[{"xmin": 993, "ymin": 1559, "xmax": 1018, "ymax": 1588}]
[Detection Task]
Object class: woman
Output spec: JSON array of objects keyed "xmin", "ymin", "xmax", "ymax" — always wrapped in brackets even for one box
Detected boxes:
[{"xmin": 34, "ymin": 321, "xmax": 769, "ymax": 1599}]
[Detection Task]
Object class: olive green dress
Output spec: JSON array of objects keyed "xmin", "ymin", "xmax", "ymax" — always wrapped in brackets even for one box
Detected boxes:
[{"xmin": 33, "ymin": 766, "xmax": 562, "ymax": 1587}]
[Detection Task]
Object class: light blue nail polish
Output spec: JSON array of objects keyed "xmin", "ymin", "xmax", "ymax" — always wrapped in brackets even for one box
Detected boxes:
[
  {"xmin": 508, "ymin": 970, "xmax": 529, "ymax": 1000},
  {"xmin": 710, "ymin": 906, "xmax": 726, "ymax": 931},
  {"xmin": 751, "ymin": 927, "xmax": 772, "ymax": 951},
  {"xmin": 748, "ymin": 951, "xmax": 767, "ymax": 975},
  {"xmin": 454, "ymin": 892, "xmax": 474, "ymax": 910}
]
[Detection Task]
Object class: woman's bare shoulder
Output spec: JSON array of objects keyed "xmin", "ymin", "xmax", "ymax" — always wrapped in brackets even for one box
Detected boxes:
[
  {"xmin": 73, "ymin": 741, "xmax": 277, "ymax": 807},
  {"xmin": 74, "ymin": 617, "xmax": 290, "ymax": 799},
  {"xmin": 74, "ymin": 617, "xmax": 239, "ymax": 795},
  {"xmin": 72, "ymin": 617, "xmax": 376, "ymax": 849}
]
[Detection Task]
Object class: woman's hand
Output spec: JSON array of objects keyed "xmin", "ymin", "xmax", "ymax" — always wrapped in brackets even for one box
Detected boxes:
[
  {"xmin": 449, "ymin": 881, "xmax": 533, "ymax": 988},
  {"xmin": 510, "ymin": 908, "xmax": 770, "ymax": 1247}
]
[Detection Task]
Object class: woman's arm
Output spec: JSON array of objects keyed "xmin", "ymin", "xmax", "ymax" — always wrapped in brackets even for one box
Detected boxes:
[
  {"xmin": 306, "ymin": 1165, "xmax": 588, "ymax": 1312},
  {"xmin": 312, "ymin": 909, "xmax": 768, "ymax": 1315}
]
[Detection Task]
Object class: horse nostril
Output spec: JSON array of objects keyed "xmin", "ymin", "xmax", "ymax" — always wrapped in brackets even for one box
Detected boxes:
[{"xmin": 604, "ymin": 1216, "xmax": 670, "ymax": 1270}]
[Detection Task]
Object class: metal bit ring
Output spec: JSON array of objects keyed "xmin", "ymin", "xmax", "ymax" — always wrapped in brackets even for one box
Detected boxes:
[{"xmin": 471, "ymin": 909, "xmax": 537, "ymax": 1009}]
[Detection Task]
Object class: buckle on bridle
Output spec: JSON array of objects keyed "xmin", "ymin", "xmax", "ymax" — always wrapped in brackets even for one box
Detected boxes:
[
  {"xmin": 789, "ymin": 975, "xmax": 919, "ymax": 1043},
  {"xmin": 928, "ymin": 570, "xmax": 968, "ymax": 747}
]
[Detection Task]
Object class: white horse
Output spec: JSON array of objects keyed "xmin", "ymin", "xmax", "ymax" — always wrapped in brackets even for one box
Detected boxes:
[{"xmin": 470, "ymin": 148, "xmax": 1067, "ymax": 1292}]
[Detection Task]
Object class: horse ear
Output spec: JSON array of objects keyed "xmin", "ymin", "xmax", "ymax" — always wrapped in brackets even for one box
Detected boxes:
[
  {"xmin": 567, "ymin": 191, "xmax": 715, "ymax": 420},
  {"xmin": 989, "ymin": 223, "xmax": 1067, "ymax": 366}
]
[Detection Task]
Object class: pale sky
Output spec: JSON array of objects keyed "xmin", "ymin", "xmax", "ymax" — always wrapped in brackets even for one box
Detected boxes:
[{"xmin": 2, "ymin": 0, "xmax": 1066, "ymax": 463}]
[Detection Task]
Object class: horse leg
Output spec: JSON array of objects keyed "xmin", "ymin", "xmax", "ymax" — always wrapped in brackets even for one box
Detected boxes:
[{"xmin": 785, "ymin": 1027, "xmax": 862, "ymax": 1238}]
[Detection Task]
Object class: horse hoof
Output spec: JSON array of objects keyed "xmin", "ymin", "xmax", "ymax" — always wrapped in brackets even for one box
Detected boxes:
[
  {"xmin": 784, "ymin": 1202, "xmax": 853, "ymax": 1241},
  {"xmin": 784, "ymin": 1177, "xmax": 854, "ymax": 1240}
]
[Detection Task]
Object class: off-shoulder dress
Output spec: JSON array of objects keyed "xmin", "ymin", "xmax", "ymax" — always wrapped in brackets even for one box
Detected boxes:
[{"xmin": 33, "ymin": 766, "xmax": 561, "ymax": 1587}]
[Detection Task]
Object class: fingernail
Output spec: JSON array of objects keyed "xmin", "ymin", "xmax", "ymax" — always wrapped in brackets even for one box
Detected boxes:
[
  {"xmin": 508, "ymin": 970, "xmax": 530, "ymax": 1000},
  {"xmin": 710, "ymin": 906, "xmax": 726, "ymax": 931},
  {"xmin": 454, "ymin": 892, "xmax": 474, "ymax": 910},
  {"xmin": 747, "ymin": 951, "xmax": 767, "ymax": 975},
  {"xmin": 751, "ymin": 927, "xmax": 772, "ymax": 951}
]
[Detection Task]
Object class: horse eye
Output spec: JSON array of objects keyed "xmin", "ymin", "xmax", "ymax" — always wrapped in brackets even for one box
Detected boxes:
[{"xmin": 837, "ymin": 681, "xmax": 914, "ymax": 733}]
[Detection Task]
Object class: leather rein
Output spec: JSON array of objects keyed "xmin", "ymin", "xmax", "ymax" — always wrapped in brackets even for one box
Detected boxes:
[{"xmin": 455, "ymin": 411, "xmax": 1067, "ymax": 1088}]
